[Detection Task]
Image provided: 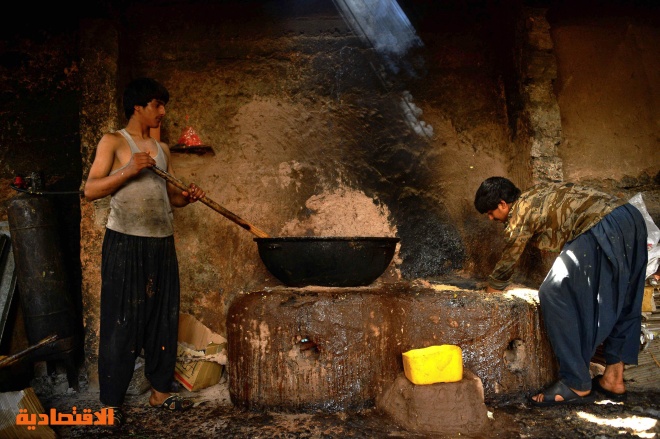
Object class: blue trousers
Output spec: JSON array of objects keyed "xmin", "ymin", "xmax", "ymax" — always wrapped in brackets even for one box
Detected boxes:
[
  {"xmin": 98, "ymin": 229, "xmax": 181, "ymax": 406},
  {"xmin": 538, "ymin": 203, "xmax": 647, "ymax": 391}
]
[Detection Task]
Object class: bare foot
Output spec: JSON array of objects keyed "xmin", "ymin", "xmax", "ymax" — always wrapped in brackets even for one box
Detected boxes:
[
  {"xmin": 599, "ymin": 362, "xmax": 626, "ymax": 395},
  {"xmin": 149, "ymin": 388, "xmax": 171, "ymax": 407},
  {"xmin": 148, "ymin": 388, "xmax": 193, "ymax": 410}
]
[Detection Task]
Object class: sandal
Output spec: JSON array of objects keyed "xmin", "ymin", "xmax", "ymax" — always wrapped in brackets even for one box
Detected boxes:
[
  {"xmin": 529, "ymin": 380, "xmax": 596, "ymax": 407},
  {"xmin": 591, "ymin": 375, "xmax": 627, "ymax": 401},
  {"xmin": 104, "ymin": 406, "xmax": 124, "ymax": 428},
  {"xmin": 154, "ymin": 394, "xmax": 193, "ymax": 411}
]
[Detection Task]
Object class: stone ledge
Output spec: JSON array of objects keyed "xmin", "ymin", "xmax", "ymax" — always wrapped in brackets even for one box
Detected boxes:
[{"xmin": 227, "ymin": 282, "xmax": 556, "ymax": 412}]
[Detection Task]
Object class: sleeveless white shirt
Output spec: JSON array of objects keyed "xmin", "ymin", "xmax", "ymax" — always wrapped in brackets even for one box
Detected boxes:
[{"xmin": 105, "ymin": 129, "xmax": 174, "ymax": 237}]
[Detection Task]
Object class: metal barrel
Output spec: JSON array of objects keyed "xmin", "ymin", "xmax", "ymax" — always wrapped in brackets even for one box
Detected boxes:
[{"xmin": 7, "ymin": 193, "xmax": 77, "ymax": 359}]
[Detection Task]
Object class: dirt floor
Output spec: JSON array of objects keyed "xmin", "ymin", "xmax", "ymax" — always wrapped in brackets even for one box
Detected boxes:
[{"xmin": 33, "ymin": 373, "xmax": 660, "ymax": 439}]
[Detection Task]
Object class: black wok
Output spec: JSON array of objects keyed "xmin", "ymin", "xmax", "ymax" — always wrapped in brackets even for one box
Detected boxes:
[{"xmin": 254, "ymin": 236, "xmax": 399, "ymax": 287}]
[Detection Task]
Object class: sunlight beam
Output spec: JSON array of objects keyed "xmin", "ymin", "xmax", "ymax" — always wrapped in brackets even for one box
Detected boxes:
[{"xmin": 576, "ymin": 411, "xmax": 657, "ymax": 438}]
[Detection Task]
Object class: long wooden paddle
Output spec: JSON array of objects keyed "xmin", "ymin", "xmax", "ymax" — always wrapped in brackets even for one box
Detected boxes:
[{"xmin": 150, "ymin": 165, "xmax": 271, "ymax": 238}]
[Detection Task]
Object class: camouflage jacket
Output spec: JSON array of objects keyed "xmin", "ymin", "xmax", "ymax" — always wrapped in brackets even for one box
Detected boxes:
[{"xmin": 488, "ymin": 182, "xmax": 626, "ymax": 290}]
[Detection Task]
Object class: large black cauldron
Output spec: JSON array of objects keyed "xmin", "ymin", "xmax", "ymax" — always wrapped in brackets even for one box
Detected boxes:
[{"xmin": 254, "ymin": 236, "xmax": 399, "ymax": 287}]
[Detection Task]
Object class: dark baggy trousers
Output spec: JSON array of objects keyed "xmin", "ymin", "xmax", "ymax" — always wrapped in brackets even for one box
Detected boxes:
[
  {"xmin": 538, "ymin": 203, "xmax": 648, "ymax": 391},
  {"xmin": 99, "ymin": 229, "xmax": 181, "ymax": 406}
]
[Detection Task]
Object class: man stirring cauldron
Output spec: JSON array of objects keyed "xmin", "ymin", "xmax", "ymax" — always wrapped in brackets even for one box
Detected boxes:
[
  {"xmin": 474, "ymin": 176, "xmax": 647, "ymax": 406},
  {"xmin": 84, "ymin": 78, "xmax": 205, "ymax": 426}
]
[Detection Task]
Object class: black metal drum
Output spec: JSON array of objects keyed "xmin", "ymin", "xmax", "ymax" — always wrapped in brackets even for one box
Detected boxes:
[{"xmin": 7, "ymin": 193, "xmax": 78, "ymax": 360}]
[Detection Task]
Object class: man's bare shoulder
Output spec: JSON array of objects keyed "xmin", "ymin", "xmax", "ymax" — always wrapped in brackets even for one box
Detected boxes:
[
  {"xmin": 100, "ymin": 130, "xmax": 125, "ymax": 144},
  {"xmin": 95, "ymin": 131, "xmax": 128, "ymax": 152}
]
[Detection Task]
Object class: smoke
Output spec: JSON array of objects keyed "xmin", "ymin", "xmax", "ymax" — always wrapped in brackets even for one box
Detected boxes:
[
  {"xmin": 332, "ymin": 0, "xmax": 423, "ymax": 59},
  {"xmin": 400, "ymin": 90, "xmax": 433, "ymax": 138}
]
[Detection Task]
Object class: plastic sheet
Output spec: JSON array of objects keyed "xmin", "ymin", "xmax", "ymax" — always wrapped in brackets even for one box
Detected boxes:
[{"xmin": 629, "ymin": 193, "xmax": 660, "ymax": 279}]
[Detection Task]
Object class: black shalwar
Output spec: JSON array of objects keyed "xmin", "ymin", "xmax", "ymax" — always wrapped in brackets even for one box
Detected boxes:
[{"xmin": 99, "ymin": 229, "xmax": 180, "ymax": 406}]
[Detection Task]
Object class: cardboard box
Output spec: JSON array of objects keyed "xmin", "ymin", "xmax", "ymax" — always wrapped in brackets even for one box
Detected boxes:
[
  {"xmin": 174, "ymin": 313, "xmax": 227, "ymax": 391},
  {"xmin": 0, "ymin": 387, "xmax": 56, "ymax": 439},
  {"xmin": 642, "ymin": 286, "xmax": 656, "ymax": 312}
]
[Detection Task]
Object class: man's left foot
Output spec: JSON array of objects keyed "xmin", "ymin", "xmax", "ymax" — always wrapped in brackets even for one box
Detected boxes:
[{"xmin": 591, "ymin": 376, "xmax": 627, "ymax": 401}]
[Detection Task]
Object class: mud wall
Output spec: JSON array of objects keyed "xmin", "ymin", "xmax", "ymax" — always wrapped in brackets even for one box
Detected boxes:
[{"xmin": 551, "ymin": 7, "xmax": 659, "ymax": 183}]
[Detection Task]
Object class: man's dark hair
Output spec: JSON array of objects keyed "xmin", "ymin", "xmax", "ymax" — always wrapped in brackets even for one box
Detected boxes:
[
  {"xmin": 474, "ymin": 176, "xmax": 521, "ymax": 214},
  {"xmin": 122, "ymin": 77, "xmax": 170, "ymax": 120}
]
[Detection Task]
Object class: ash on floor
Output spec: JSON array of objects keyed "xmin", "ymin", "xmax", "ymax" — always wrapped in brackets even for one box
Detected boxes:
[{"xmin": 34, "ymin": 373, "xmax": 660, "ymax": 439}]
